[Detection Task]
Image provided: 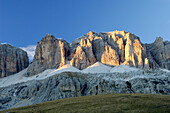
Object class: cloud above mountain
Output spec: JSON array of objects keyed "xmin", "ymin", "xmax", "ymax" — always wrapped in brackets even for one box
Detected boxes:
[{"xmin": 20, "ymin": 45, "xmax": 36, "ymax": 61}]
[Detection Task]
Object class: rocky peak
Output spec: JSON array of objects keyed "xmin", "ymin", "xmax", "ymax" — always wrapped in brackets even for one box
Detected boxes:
[
  {"xmin": 154, "ymin": 37, "xmax": 163, "ymax": 43},
  {"xmin": 25, "ymin": 35, "xmax": 71, "ymax": 76},
  {"xmin": 144, "ymin": 37, "xmax": 170, "ymax": 70},
  {"xmin": 0, "ymin": 43, "xmax": 29, "ymax": 77},
  {"xmin": 70, "ymin": 36, "xmax": 96, "ymax": 70},
  {"xmin": 153, "ymin": 37, "xmax": 164, "ymax": 49},
  {"xmin": 87, "ymin": 31, "xmax": 98, "ymax": 36}
]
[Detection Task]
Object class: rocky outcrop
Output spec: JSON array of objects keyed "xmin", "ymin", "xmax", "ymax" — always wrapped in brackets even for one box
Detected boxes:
[
  {"xmin": 71, "ymin": 30, "xmax": 145, "ymax": 69},
  {"xmin": 25, "ymin": 34, "xmax": 71, "ymax": 76},
  {"xmin": 0, "ymin": 43, "xmax": 29, "ymax": 77},
  {"xmin": 71, "ymin": 31, "xmax": 170, "ymax": 70},
  {"xmin": 70, "ymin": 36, "xmax": 96, "ymax": 69},
  {"xmin": 144, "ymin": 37, "xmax": 170, "ymax": 70},
  {"xmin": 0, "ymin": 70, "xmax": 169, "ymax": 110},
  {"xmin": 101, "ymin": 45, "xmax": 119, "ymax": 66}
]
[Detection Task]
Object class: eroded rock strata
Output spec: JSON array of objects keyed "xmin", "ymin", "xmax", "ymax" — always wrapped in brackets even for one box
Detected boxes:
[{"xmin": 0, "ymin": 71, "xmax": 169, "ymax": 110}]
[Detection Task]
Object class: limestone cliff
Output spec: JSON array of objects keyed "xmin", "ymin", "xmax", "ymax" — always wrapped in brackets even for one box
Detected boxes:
[
  {"xmin": 144, "ymin": 37, "xmax": 170, "ymax": 70},
  {"xmin": 71, "ymin": 30, "xmax": 145, "ymax": 69},
  {"xmin": 25, "ymin": 34, "xmax": 71, "ymax": 76},
  {"xmin": 70, "ymin": 34, "xmax": 96, "ymax": 69},
  {"xmin": 70, "ymin": 30, "xmax": 169, "ymax": 70},
  {"xmin": 25, "ymin": 31, "xmax": 170, "ymax": 76},
  {"xmin": 0, "ymin": 43, "xmax": 29, "ymax": 77},
  {"xmin": 101, "ymin": 45, "xmax": 119, "ymax": 66}
]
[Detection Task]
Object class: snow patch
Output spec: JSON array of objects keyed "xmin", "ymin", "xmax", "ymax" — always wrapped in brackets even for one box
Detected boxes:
[
  {"xmin": 0, "ymin": 64, "xmax": 80, "ymax": 88},
  {"xmin": 82, "ymin": 62, "xmax": 112, "ymax": 73},
  {"xmin": 50, "ymin": 64, "xmax": 80, "ymax": 74},
  {"xmin": 0, "ymin": 68, "xmax": 56, "ymax": 88},
  {"xmin": 161, "ymin": 69, "xmax": 170, "ymax": 73},
  {"xmin": 0, "ymin": 62, "xmax": 169, "ymax": 88},
  {"xmin": 110, "ymin": 64, "xmax": 140, "ymax": 73}
]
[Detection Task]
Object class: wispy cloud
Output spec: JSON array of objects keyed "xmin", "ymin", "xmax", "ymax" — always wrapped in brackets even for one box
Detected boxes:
[
  {"xmin": 20, "ymin": 45, "xmax": 36, "ymax": 61},
  {"xmin": 1, "ymin": 42, "xmax": 13, "ymax": 46}
]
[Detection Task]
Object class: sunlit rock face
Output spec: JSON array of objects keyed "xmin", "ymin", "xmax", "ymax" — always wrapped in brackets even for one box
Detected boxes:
[
  {"xmin": 101, "ymin": 45, "xmax": 119, "ymax": 66},
  {"xmin": 26, "ymin": 30, "xmax": 170, "ymax": 76},
  {"xmin": 70, "ymin": 32, "xmax": 97, "ymax": 69},
  {"xmin": 124, "ymin": 33, "xmax": 144, "ymax": 67},
  {"xmin": 25, "ymin": 34, "xmax": 71, "ymax": 76},
  {"xmin": 144, "ymin": 58, "xmax": 149, "ymax": 69},
  {"xmin": 71, "ymin": 30, "xmax": 145, "ymax": 69},
  {"xmin": 71, "ymin": 30, "xmax": 170, "ymax": 70},
  {"xmin": 0, "ymin": 43, "xmax": 29, "ymax": 77}
]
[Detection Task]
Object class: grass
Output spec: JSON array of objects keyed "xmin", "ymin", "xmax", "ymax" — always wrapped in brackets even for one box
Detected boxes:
[{"xmin": 1, "ymin": 93, "xmax": 170, "ymax": 113}]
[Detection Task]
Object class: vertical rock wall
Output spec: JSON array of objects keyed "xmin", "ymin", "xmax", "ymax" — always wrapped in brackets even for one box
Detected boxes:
[
  {"xmin": 25, "ymin": 34, "xmax": 71, "ymax": 76},
  {"xmin": 0, "ymin": 43, "xmax": 29, "ymax": 77},
  {"xmin": 25, "ymin": 31, "xmax": 170, "ymax": 76}
]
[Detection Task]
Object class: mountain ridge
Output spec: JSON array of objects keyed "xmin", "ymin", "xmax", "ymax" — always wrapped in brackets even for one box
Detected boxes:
[
  {"xmin": 0, "ymin": 30, "xmax": 169, "ymax": 78},
  {"xmin": 0, "ymin": 30, "xmax": 170, "ymax": 110},
  {"xmin": 25, "ymin": 30, "xmax": 170, "ymax": 76}
]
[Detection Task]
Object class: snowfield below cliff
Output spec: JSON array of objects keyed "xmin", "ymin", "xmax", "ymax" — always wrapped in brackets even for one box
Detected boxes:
[
  {"xmin": 82, "ymin": 62, "xmax": 112, "ymax": 73},
  {"xmin": 0, "ymin": 65, "xmax": 170, "ymax": 111},
  {"xmin": 110, "ymin": 64, "xmax": 140, "ymax": 73},
  {"xmin": 50, "ymin": 64, "xmax": 81, "ymax": 74},
  {"xmin": 0, "ymin": 62, "xmax": 169, "ymax": 88}
]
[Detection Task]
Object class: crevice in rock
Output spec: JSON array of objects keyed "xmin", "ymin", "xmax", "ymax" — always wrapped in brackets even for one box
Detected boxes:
[{"xmin": 126, "ymin": 81, "xmax": 135, "ymax": 93}]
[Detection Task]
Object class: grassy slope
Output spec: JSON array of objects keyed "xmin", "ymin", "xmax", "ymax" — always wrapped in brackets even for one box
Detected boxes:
[{"xmin": 2, "ymin": 94, "xmax": 170, "ymax": 113}]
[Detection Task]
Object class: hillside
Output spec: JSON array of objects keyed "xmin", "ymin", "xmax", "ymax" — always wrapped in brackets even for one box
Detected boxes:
[
  {"xmin": 2, "ymin": 93, "xmax": 170, "ymax": 113},
  {"xmin": 0, "ymin": 69, "xmax": 169, "ymax": 111}
]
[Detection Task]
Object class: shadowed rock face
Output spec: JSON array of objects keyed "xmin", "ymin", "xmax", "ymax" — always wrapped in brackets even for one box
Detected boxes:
[
  {"xmin": 26, "ymin": 31, "xmax": 170, "ymax": 76},
  {"xmin": 25, "ymin": 34, "xmax": 71, "ymax": 76},
  {"xmin": 0, "ymin": 43, "xmax": 29, "ymax": 77},
  {"xmin": 144, "ymin": 37, "xmax": 170, "ymax": 70}
]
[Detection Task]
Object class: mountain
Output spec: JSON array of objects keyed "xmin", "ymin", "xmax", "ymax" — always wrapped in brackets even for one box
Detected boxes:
[
  {"xmin": 0, "ymin": 43, "xmax": 29, "ymax": 77},
  {"xmin": 144, "ymin": 37, "xmax": 170, "ymax": 69},
  {"xmin": 25, "ymin": 30, "xmax": 170, "ymax": 76},
  {"xmin": 25, "ymin": 33, "xmax": 71, "ymax": 76},
  {"xmin": 0, "ymin": 30, "xmax": 169, "ymax": 111}
]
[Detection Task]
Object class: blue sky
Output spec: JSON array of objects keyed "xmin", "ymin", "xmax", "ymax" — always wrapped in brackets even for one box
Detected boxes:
[{"xmin": 0, "ymin": 0, "xmax": 170, "ymax": 48}]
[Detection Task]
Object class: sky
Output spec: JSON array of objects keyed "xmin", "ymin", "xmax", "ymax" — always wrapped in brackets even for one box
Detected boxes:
[{"xmin": 0, "ymin": 0, "xmax": 170, "ymax": 60}]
